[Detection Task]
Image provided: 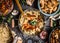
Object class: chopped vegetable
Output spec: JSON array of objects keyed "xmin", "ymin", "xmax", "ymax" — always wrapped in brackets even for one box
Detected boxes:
[
  {"xmin": 7, "ymin": 15, "xmax": 13, "ymax": 23},
  {"xmin": 29, "ymin": 20, "xmax": 37, "ymax": 26}
]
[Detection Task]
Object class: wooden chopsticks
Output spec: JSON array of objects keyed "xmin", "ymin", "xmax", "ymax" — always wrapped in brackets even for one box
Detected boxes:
[{"xmin": 15, "ymin": 0, "xmax": 24, "ymax": 14}]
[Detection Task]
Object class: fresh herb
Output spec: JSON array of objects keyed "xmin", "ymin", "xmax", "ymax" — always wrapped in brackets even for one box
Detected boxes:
[
  {"xmin": 22, "ymin": 0, "xmax": 26, "ymax": 4},
  {"xmin": 29, "ymin": 20, "xmax": 37, "ymax": 26},
  {"xmin": 19, "ymin": 0, "xmax": 26, "ymax": 5},
  {"xmin": 7, "ymin": 15, "xmax": 13, "ymax": 23},
  {"xmin": 0, "ymin": 14, "xmax": 13, "ymax": 24},
  {"xmin": 7, "ymin": 18, "xmax": 11, "ymax": 23}
]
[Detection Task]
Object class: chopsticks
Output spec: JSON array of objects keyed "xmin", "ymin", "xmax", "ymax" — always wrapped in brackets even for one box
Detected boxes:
[{"xmin": 15, "ymin": 0, "xmax": 24, "ymax": 14}]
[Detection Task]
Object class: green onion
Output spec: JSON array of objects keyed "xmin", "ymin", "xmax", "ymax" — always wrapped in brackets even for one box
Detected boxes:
[{"xmin": 29, "ymin": 20, "xmax": 37, "ymax": 26}]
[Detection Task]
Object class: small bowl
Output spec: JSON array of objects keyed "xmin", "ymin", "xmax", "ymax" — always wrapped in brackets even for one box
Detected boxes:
[
  {"xmin": 0, "ymin": 1, "xmax": 14, "ymax": 16},
  {"xmin": 38, "ymin": 0, "xmax": 60, "ymax": 16},
  {"xmin": 18, "ymin": 8, "xmax": 44, "ymax": 36},
  {"xmin": 49, "ymin": 26, "xmax": 60, "ymax": 43}
]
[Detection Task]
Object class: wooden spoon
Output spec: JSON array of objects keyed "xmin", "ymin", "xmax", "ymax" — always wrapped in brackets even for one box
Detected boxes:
[{"xmin": 15, "ymin": 0, "xmax": 24, "ymax": 15}]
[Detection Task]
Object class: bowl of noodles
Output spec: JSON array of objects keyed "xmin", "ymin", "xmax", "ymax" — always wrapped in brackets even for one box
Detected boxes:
[
  {"xmin": 0, "ymin": 23, "xmax": 13, "ymax": 43},
  {"xmin": 38, "ymin": 0, "xmax": 60, "ymax": 16},
  {"xmin": 19, "ymin": 8, "xmax": 44, "ymax": 36},
  {"xmin": 49, "ymin": 26, "xmax": 60, "ymax": 43}
]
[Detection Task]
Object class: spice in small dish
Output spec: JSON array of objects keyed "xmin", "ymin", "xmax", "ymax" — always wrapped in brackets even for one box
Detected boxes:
[{"xmin": 12, "ymin": 10, "xmax": 19, "ymax": 16}]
